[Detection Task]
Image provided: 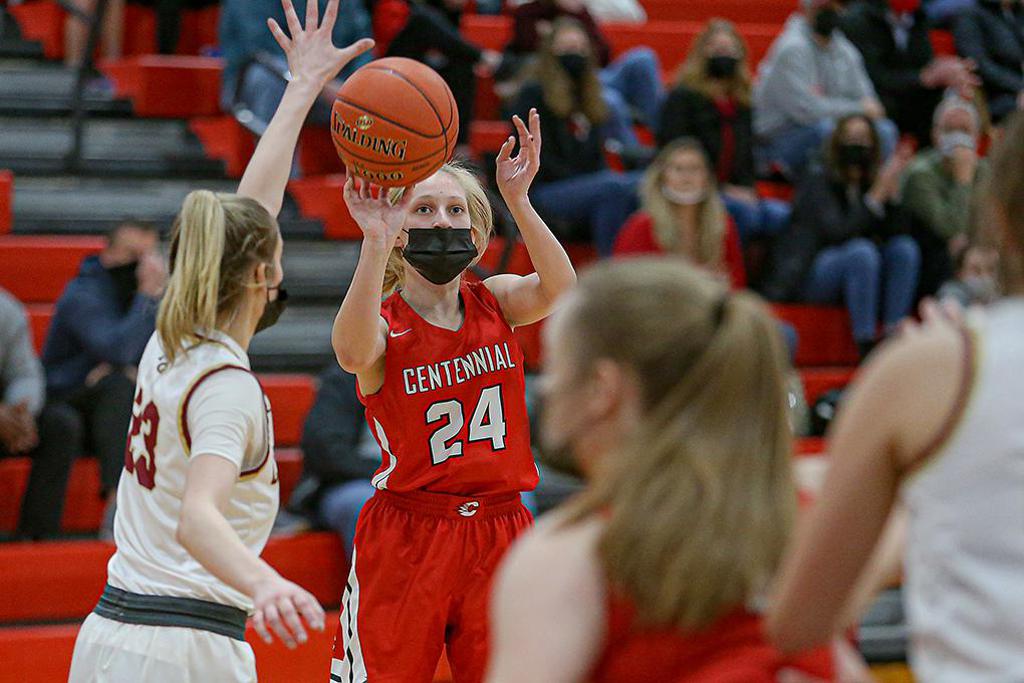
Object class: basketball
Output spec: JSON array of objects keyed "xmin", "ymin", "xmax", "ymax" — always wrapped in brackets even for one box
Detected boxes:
[{"xmin": 330, "ymin": 57, "xmax": 460, "ymax": 188}]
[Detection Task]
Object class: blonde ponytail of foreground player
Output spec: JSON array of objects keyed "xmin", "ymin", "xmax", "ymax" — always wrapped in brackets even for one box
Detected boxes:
[{"xmin": 157, "ymin": 191, "xmax": 278, "ymax": 363}]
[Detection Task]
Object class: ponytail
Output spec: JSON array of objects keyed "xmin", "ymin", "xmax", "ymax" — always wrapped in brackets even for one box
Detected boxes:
[
  {"xmin": 158, "ymin": 191, "xmax": 278, "ymax": 363},
  {"xmin": 563, "ymin": 260, "xmax": 795, "ymax": 630}
]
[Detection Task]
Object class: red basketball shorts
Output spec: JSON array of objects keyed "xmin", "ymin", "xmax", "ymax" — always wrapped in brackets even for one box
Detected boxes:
[{"xmin": 330, "ymin": 488, "xmax": 533, "ymax": 683}]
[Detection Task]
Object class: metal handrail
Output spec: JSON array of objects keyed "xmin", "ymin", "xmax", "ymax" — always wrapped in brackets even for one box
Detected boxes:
[{"xmin": 66, "ymin": 0, "xmax": 110, "ymax": 172}]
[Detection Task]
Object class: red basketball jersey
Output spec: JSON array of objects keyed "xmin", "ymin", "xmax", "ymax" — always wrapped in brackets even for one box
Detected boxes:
[
  {"xmin": 358, "ymin": 279, "xmax": 538, "ymax": 496},
  {"xmin": 590, "ymin": 596, "xmax": 834, "ymax": 682}
]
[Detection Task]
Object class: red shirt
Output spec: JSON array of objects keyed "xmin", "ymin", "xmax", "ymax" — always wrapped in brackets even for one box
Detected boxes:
[
  {"xmin": 358, "ymin": 279, "xmax": 538, "ymax": 496},
  {"xmin": 590, "ymin": 596, "xmax": 834, "ymax": 683},
  {"xmin": 613, "ymin": 211, "xmax": 748, "ymax": 289}
]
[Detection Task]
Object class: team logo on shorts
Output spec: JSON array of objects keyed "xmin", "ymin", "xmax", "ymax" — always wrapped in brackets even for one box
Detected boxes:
[
  {"xmin": 457, "ymin": 501, "xmax": 480, "ymax": 517},
  {"xmin": 356, "ymin": 115, "xmax": 374, "ymax": 131}
]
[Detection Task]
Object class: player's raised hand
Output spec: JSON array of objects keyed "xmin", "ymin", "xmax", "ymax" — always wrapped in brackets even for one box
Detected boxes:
[
  {"xmin": 267, "ymin": 0, "xmax": 375, "ymax": 91},
  {"xmin": 496, "ymin": 108, "xmax": 542, "ymax": 202},
  {"xmin": 343, "ymin": 171, "xmax": 415, "ymax": 247},
  {"xmin": 251, "ymin": 573, "xmax": 325, "ymax": 649}
]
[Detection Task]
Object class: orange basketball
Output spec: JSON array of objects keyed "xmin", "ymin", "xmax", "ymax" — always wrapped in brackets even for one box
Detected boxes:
[{"xmin": 331, "ymin": 57, "xmax": 459, "ymax": 188}]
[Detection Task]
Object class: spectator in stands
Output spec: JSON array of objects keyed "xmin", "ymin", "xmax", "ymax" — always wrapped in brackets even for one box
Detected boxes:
[
  {"xmin": 135, "ymin": 0, "xmax": 220, "ymax": 55},
  {"xmin": 219, "ymin": 0, "xmax": 372, "ymax": 127},
  {"xmin": 294, "ymin": 364, "xmax": 378, "ymax": 559},
  {"xmin": 754, "ymin": 0, "xmax": 897, "ymax": 178},
  {"xmin": 761, "ymin": 114, "xmax": 920, "ymax": 358},
  {"xmin": 659, "ymin": 19, "xmax": 792, "ymax": 243},
  {"xmin": 841, "ymin": 0, "xmax": 978, "ymax": 145},
  {"xmin": 937, "ymin": 242, "xmax": 1000, "ymax": 306},
  {"xmin": 614, "ymin": 139, "xmax": 747, "ymax": 290},
  {"xmin": 923, "ymin": 0, "xmax": 978, "ymax": 28},
  {"xmin": 43, "ymin": 220, "xmax": 166, "ymax": 538},
  {"xmin": 512, "ymin": 18, "xmax": 641, "ymax": 255},
  {"xmin": 902, "ymin": 95, "xmax": 988, "ymax": 297},
  {"xmin": 504, "ymin": 0, "xmax": 664, "ymax": 148},
  {"xmin": 374, "ymin": 0, "xmax": 503, "ymax": 150},
  {"xmin": 65, "ymin": 0, "xmax": 124, "ymax": 68},
  {"xmin": 954, "ymin": 0, "xmax": 1024, "ymax": 124},
  {"xmin": 0, "ymin": 288, "xmax": 81, "ymax": 541}
]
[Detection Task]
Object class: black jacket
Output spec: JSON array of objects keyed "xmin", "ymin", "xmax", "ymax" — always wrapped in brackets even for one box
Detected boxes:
[
  {"xmin": 512, "ymin": 81, "xmax": 607, "ymax": 184},
  {"xmin": 761, "ymin": 159, "xmax": 897, "ymax": 302},
  {"xmin": 841, "ymin": 0, "xmax": 939, "ymax": 140},
  {"xmin": 954, "ymin": 0, "xmax": 1024, "ymax": 118},
  {"xmin": 657, "ymin": 86, "xmax": 756, "ymax": 188}
]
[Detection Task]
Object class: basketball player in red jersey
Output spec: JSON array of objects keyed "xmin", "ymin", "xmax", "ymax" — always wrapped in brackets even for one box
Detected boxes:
[
  {"xmin": 486, "ymin": 260, "xmax": 842, "ymax": 683},
  {"xmin": 329, "ymin": 110, "xmax": 576, "ymax": 682}
]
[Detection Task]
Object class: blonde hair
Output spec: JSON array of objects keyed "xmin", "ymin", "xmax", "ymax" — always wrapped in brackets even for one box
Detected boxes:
[
  {"xmin": 985, "ymin": 113, "xmax": 1024, "ymax": 292},
  {"xmin": 675, "ymin": 19, "xmax": 753, "ymax": 106},
  {"xmin": 534, "ymin": 17, "xmax": 608, "ymax": 123},
  {"xmin": 382, "ymin": 162, "xmax": 493, "ymax": 295},
  {"xmin": 641, "ymin": 139, "xmax": 728, "ymax": 269},
  {"xmin": 157, "ymin": 191, "xmax": 279, "ymax": 363},
  {"xmin": 563, "ymin": 259, "xmax": 795, "ymax": 630}
]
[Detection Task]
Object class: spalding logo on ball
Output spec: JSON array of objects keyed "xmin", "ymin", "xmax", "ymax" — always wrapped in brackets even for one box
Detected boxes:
[{"xmin": 331, "ymin": 57, "xmax": 460, "ymax": 188}]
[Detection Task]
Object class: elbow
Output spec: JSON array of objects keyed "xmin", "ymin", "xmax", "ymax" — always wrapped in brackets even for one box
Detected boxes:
[
  {"xmin": 764, "ymin": 610, "xmax": 829, "ymax": 656},
  {"xmin": 334, "ymin": 349, "xmax": 375, "ymax": 376},
  {"xmin": 176, "ymin": 504, "xmax": 203, "ymax": 552}
]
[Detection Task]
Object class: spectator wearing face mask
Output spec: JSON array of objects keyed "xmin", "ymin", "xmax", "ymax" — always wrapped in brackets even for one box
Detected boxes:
[
  {"xmin": 613, "ymin": 139, "xmax": 746, "ymax": 290},
  {"xmin": 938, "ymin": 243, "xmax": 1000, "ymax": 306},
  {"xmin": 43, "ymin": 220, "xmax": 167, "ymax": 539},
  {"xmin": 761, "ymin": 114, "xmax": 920, "ymax": 358},
  {"xmin": 512, "ymin": 18, "xmax": 641, "ymax": 255},
  {"xmin": 754, "ymin": 0, "xmax": 897, "ymax": 178},
  {"xmin": 841, "ymin": 0, "xmax": 978, "ymax": 145},
  {"xmin": 659, "ymin": 20, "xmax": 791, "ymax": 244},
  {"xmin": 902, "ymin": 95, "xmax": 988, "ymax": 298},
  {"xmin": 954, "ymin": 0, "xmax": 1024, "ymax": 123}
]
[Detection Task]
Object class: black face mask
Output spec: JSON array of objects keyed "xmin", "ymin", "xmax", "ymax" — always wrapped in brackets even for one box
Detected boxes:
[
  {"xmin": 706, "ymin": 54, "xmax": 739, "ymax": 79},
  {"xmin": 403, "ymin": 228, "xmax": 478, "ymax": 286},
  {"xmin": 557, "ymin": 53, "xmax": 589, "ymax": 81},
  {"xmin": 837, "ymin": 143, "xmax": 873, "ymax": 168},
  {"xmin": 813, "ymin": 7, "xmax": 841, "ymax": 38},
  {"xmin": 106, "ymin": 261, "xmax": 139, "ymax": 311},
  {"xmin": 255, "ymin": 286, "xmax": 288, "ymax": 334}
]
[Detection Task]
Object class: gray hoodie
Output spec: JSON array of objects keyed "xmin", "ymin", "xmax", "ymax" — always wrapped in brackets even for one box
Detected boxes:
[
  {"xmin": 0, "ymin": 288, "xmax": 44, "ymax": 416},
  {"xmin": 754, "ymin": 14, "xmax": 879, "ymax": 138}
]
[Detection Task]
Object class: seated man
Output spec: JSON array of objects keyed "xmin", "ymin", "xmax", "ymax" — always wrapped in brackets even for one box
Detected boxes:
[
  {"xmin": 902, "ymin": 95, "xmax": 987, "ymax": 297},
  {"xmin": 754, "ymin": 0, "xmax": 897, "ymax": 177},
  {"xmin": 43, "ymin": 220, "xmax": 166, "ymax": 539},
  {"xmin": 0, "ymin": 287, "xmax": 81, "ymax": 540}
]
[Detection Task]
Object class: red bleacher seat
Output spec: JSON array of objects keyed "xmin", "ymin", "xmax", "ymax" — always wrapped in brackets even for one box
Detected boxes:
[
  {"xmin": 101, "ymin": 56, "xmax": 223, "ymax": 118},
  {"xmin": 8, "ymin": 1, "xmax": 65, "ymax": 60},
  {"xmin": 470, "ymin": 120, "xmax": 513, "ymax": 156},
  {"xmin": 0, "ymin": 447, "xmax": 306, "ymax": 535},
  {"xmin": 773, "ymin": 304, "xmax": 860, "ymax": 367},
  {"xmin": 0, "ymin": 235, "xmax": 105, "ymax": 305},
  {"xmin": 930, "ymin": 29, "xmax": 955, "ymax": 56},
  {"xmin": 259, "ymin": 374, "xmax": 317, "ymax": 447},
  {"xmin": 801, "ymin": 367, "xmax": 855, "ymax": 406},
  {"xmin": 0, "ymin": 169, "xmax": 12, "ymax": 235},
  {"xmin": 287, "ymin": 175, "xmax": 361, "ymax": 240},
  {"xmin": 189, "ymin": 116, "xmax": 256, "ymax": 179}
]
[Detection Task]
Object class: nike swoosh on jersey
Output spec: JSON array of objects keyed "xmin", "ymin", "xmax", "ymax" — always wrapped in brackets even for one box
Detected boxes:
[{"xmin": 390, "ymin": 329, "xmax": 413, "ymax": 338}]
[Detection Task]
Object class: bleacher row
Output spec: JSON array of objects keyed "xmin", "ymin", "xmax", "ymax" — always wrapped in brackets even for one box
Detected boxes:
[{"xmin": 0, "ymin": 0, "xmax": 901, "ymax": 679}]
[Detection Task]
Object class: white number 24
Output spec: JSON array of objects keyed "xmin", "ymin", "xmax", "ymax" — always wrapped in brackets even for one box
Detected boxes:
[{"xmin": 425, "ymin": 386, "xmax": 507, "ymax": 465}]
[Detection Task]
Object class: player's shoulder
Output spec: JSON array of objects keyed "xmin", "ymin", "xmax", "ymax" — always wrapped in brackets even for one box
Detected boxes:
[{"xmin": 498, "ymin": 511, "xmax": 605, "ymax": 599}]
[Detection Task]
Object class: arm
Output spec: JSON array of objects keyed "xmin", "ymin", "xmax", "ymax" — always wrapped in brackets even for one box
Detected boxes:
[
  {"xmin": 0, "ymin": 300, "xmax": 45, "ymax": 417},
  {"xmin": 770, "ymin": 47, "xmax": 866, "ymax": 125},
  {"xmin": 485, "ymin": 520, "xmax": 607, "ymax": 683},
  {"xmin": 486, "ymin": 110, "xmax": 577, "ymax": 328},
  {"xmin": 954, "ymin": 13, "xmax": 1024, "ymax": 94},
  {"xmin": 903, "ymin": 163, "xmax": 974, "ymax": 241},
  {"xmin": 767, "ymin": 324, "xmax": 967, "ymax": 653},
  {"xmin": 67, "ymin": 292, "xmax": 157, "ymax": 367},
  {"xmin": 237, "ymin": 0, "xmax": 374, "ymax": 217}
]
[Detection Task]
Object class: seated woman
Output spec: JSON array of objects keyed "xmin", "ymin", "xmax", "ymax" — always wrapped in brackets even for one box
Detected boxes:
[
  {"xmin": 485, "ymin": 259, "xmax": 841, "ymax": 682},
  {"xmin": 659, "ymin": 19, "xmax": 790, "ymax": 243},
  {"xmin": 513, "ymin": 17, "xmax": 641, "ymax": 256},
  {"xmin": 760, "ymin": 113, "xmax": 920, "ymax": 359},
  {"xmin": 614, "ymin": 139, "xmax": 746, "ymax": 290}
]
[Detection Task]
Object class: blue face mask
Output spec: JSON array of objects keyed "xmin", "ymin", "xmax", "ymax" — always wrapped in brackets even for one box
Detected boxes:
[{"xmin": 402, "ymin": 228, "xmax": 478, "ymax": 285}]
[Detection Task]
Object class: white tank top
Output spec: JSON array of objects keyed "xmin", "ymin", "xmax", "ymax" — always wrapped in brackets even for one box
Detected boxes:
[
  {"xmin": 902, "ymin": 299, "xmax": 1024, "ymax": 682},
  {"xmin": 106, "ymin": 329, "xmax": 279, "ymax": 612}
]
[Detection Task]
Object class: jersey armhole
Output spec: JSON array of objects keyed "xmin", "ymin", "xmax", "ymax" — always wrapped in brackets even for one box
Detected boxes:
[
  {"xmin": 177, "ymin": 364, "xmax": 264, "ymax": 464},
  {"xmin": 902, "ymin": 325, "xmax": 979, "ymax": 479}
]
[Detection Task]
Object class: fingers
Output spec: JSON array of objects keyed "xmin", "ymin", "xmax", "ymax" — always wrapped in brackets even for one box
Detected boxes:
[
  {"xmin": 497, "ymin": 135, "xmax": 515, "ymax": 163},
  {"xmin": 281, "ymin": 0, "xmax": 302, "ymax": 40},
  {"xmin": 342, "ymin": 173, "xmax": 355, "ymax": 201},
  {"xmin": 321, "ymin": 0, "xmax": 339, "ymax": 30},
  {"xmin": 267, "ymin": 18, "xmax": 291, "ymax": 51},
  {"xmin": 252, "ymin": 609, "xmax": 273, "ymax": 644},
  {"xmin": 277, "ymin": 597, "xmax": 308, "ymax": 646},
  {"xmin": 340, "ymin": 37, "xmax": 376, "ymax": 63},
  {"xmin": 528, "ymin": 107, "xmax": 541, "ymax": 149},
  {"xmin": 306, "ymin": 0, "xmax": 319, "ymax": 30},
  {"xmin": 297, "ymin": 591, "xmax": 326, "ymax": 632},
  {"xmin": 512, "ymin": 114, "xmax": 529, "ymax": 152},
  {"xmin": 263, "ymin": 602, "xmax": 297, "ymax": 649}
]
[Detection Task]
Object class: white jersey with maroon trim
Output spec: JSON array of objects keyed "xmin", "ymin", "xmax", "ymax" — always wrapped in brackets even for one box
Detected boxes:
[
  {"xmin": 902, "ymin": 299, "xmax": 1024, "ymax": 682},
  {"xmin": 106, "ymin": 329, "xmax": 278, "ymax": 612}
]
